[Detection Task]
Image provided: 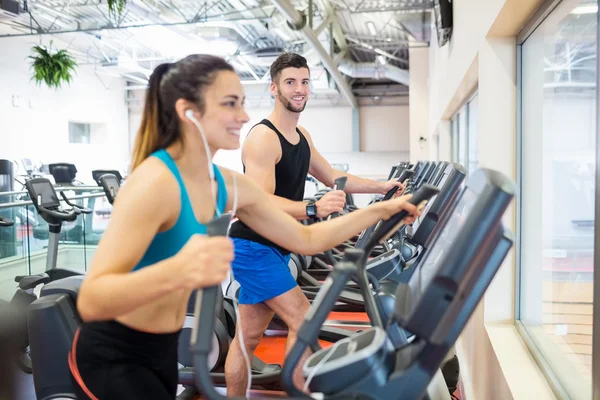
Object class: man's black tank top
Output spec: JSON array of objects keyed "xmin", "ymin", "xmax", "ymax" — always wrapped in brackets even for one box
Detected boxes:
[{"xmin": 229, "ymin": 119, "xmax": 311, "ymax": 255}]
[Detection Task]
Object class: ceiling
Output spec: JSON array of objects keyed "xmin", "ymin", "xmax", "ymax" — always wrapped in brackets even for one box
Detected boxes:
[{"xmin": 0, "ymin": 0, "xmax": 432, "ymax": 105}]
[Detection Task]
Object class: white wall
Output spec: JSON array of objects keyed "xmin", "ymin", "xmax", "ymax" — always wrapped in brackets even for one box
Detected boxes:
[
  {"xmin": 409, "ymin": 47, "xmax": 430, "ymax": 162},
  {"xmin": 428, "ymin": 0, "xmax": 505, "ymax": 128},
  {"xmin": 359, "ymin": 105, "xmax": 409, "ymax": 153},
  {"xmin": 0, "ymin": 36, "xmax": 130, "ymax": 184},
  {"xmin": 128, "ymin": 96, "xmax": 410, "ymax": 187}
]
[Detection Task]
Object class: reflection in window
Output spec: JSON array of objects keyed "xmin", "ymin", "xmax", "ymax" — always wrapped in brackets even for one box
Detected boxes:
[
  {"xmin": 520, "ymin": 1, "xmax": 596, "ymax": 398},
  {"xmin": 69, "ymin": 122, "xmax": 91, "ymax": 144},
  {"xmin": 458, "ymin": 106, "xmax": 467, "ymax": 166},
  {"xmin": 451, "ymin": 118, "xmax": 459, "ymax": 162},
  {"xmin": 467, "ymin": 95, "xmax": 479, "ymax": 174}
]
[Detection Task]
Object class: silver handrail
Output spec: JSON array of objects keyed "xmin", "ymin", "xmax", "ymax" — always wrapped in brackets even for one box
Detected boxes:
[
  {"xmin": 0, "ymin": 192, "xmax": 106, "ymax": 209},
  {"xmin": 0, "ymin": 186, "xmax": 102, "ymax": 198}
]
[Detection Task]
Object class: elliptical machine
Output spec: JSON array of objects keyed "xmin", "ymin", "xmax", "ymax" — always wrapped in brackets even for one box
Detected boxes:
[{"xmin": 8, "ymin": 179, "xmax": 91, "ymax": 374}]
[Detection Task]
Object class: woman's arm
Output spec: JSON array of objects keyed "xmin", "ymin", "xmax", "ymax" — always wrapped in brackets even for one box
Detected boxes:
[
  {"xmin": 233, "ymin": 171, "xmax": 418, "ymax": 255},
  {"xmin": 77, "ymin": 159, "xmax": 186, "ymax": 322}
]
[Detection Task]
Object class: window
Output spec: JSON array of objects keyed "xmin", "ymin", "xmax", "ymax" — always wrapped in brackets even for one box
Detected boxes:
[
  {"xmin": 458, "ymin": 105, "xmax": 467, "ymax": 166},
  {"xmin": 519, "ymin": 1, "xmax": 596, "ymax": 398},
  {"xmin": 467, "ymin": 94, "xmax": 479, "ymax": 174},
  {"xmin": 69, "ymin": 122, "xmax": 91, "ymax": 144},
  {"xmin": 68, "ymin": 122, "xmax": 107, "ymax": 145},
  {"xmin": 449, "ymin": 93, "xmax": 479, "ymax": 174},
  {"xmin": 451, "ymin": 117, "xmax": 459, "ymax": 162}
]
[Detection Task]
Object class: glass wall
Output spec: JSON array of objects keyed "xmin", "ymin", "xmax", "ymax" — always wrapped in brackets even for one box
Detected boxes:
[
  {"xmin": 0, "ymin": 188, "xmax": 111, "ymax": 301},
  {"xmin": 449, "ymin": 93, "xmax": 479, "ymax": 174},
  {"xmin": 519, "ymin": 0, "xmax": 597, "ymax": 398}
]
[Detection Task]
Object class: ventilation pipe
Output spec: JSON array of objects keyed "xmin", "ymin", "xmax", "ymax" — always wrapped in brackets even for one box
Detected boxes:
[
  {"xmin": 338, "ymin": 60, "xmax": 410, "ymax": 86},
  {"xmin": 269, "ymin": 0, "xmax": 358, "ymax": 108}
]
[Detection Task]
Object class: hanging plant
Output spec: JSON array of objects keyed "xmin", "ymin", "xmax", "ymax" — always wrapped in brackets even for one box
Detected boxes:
[
  {"xmin": 29, "ymin": 43, "xmax": 77, "ymax": 90},
  {"xmin": 107, "ymin": 0, "xmax": 126, "ymax": 17}
]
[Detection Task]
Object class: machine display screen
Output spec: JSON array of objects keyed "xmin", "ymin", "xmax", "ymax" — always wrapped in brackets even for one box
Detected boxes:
[
  {"xmin": 408, "ymin": 186, "xmax": 477, "ymax": 296},
  {"xmin": 32, "ymin": 182, "xmax": 60, "ymax": 208}
]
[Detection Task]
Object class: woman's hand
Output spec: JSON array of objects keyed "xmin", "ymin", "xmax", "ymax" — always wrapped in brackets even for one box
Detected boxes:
[
  {"xmin": 378, "ymin": 194, "xmax": 423, "ymax": 224},
  {"xmin": 174, "ymin": 235, "xmax": 233, "ymax": 289}
]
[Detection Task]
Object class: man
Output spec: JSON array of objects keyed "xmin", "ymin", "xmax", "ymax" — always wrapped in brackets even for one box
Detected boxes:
[{"xmin": 225, "ymin": 52, "xmax": 405, "ymax": 395}]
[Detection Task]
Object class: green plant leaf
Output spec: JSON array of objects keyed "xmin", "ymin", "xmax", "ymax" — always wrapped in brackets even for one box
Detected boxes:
[{"xmin": 29, "ymin": 44, "xmax": 77, "ymax": 90}]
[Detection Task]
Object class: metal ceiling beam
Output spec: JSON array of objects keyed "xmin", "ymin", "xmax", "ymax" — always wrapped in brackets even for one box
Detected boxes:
[
  {"xmin": 269, "ymin": 0, "xmax": 357, "ymax": 108},
  {"xmin": 0, "ymin": 12, "xmax": 265, "ymax": 37},
  {"xmin": 342, "ymin": 6, "xmax": 431, "ymax": 14},
  {"xmin": 346, "ymin": 36, "xmax": 408, "ymax": 63},
  {"xmin": 314, "ymin": 0, "xmax": 347, "ymax": 51}
]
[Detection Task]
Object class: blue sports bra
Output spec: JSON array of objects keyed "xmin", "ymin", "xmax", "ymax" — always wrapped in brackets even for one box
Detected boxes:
[{"xmin": 132, "ymin": 149, "xmax": 228, "ymax": 271}]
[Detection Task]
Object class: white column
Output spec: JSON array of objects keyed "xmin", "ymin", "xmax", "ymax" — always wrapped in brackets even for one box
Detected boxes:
[
  {"xmin": 409, "ymin": 47, "xmax": 430, "ymax": 162},
  {"xmin": 478, "ymin": 37, "xmax": 518, "ymax": 323}
]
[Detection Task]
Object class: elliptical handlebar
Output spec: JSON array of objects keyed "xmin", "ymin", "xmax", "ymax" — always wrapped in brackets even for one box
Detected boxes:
[
  {"xmin": 190, "ymin": 214, "xmax": 234, "ymax": 400},
  {"xmin": 322, "ymin": 176, "xmax": 349, "ymax": 266},
  {"xmin": 326, "ymin": 176, "xmax": 348, "ymax": 221},
  {"xmin": 382, "ymin": 168, "xmax": 415, "ymax": 201},
  {"xmin": 363, "ymin": 184, "xmax": 440, "ymax": 255},
  {"xmin": 60, "ymin": 191, "xmax": 93, "ymax": 215},
  {"xmin": 38, "ymin": 204, "xmax": 79, "ymax": 222},
  {"xmin": 0, "ymin": 216, "xmax": 14, "ymax": 227}
]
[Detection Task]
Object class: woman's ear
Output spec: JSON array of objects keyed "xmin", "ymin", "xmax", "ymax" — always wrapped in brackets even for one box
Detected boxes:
[{"xmin": 175, "ymin": 99, "xmax": 199, "ymax": 123}]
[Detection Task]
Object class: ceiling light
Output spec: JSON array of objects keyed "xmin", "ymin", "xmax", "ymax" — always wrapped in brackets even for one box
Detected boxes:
[
  {"xmin": 377, "ymin": 55, "xmax": 387, "ymax": 65},
  {"xmin": 572, "ymin": 4, "xmax": 597, "ymax": 14},
  {"xmin": 366, "ymin": 21, "xmax": 377, "ymax": 36}
]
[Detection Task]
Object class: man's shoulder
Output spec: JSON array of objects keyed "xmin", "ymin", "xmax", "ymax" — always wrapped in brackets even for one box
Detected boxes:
[
  {"xmin": 296, "ymin": 124, "xmax": 312, "ymax": 140},
  {"xmin": 243, "ymin": 123, "xmax": 282, "ymax": 161},
  {"xmin": 247, "ymin": 121, "xmax": 277, "ymax": 139}
]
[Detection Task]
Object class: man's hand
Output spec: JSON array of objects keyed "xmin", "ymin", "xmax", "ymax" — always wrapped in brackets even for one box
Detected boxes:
[
  {"xmin": 315, "ymin": 190, "xmax": 346, "ymax": 219},
  {"xmin": 379, "ymin": 179, "xmax": 406, "ymax": 196}
]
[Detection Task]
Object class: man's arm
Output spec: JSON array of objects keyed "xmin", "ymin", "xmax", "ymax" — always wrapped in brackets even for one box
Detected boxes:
[
  {"xmin": 300, "ymin": 126, "xmax": 403, "ymax": 195},
  {"xmin": 242, "ymin": 125, "xmax": 311, "ymax": 220}
]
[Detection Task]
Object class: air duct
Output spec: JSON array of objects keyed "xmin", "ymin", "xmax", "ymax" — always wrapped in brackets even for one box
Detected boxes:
[
  {"xmin": 269, "ymin": 0, "xmax": 358, "ymax": 108},
  {"xmin": 338, "ymin": 60, "xmax": 410, "ymax": 86}
]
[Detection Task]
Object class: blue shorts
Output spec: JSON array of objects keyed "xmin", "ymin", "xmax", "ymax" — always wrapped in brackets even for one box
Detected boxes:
[{"xmin": 231, "ymin": 238, "xmax": 297, "ymax": 304}]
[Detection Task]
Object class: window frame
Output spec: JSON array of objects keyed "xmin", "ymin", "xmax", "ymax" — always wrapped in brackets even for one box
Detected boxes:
[
  {"xmin": 449, "ymin": 91, "xmax": 479, "ymax": 171},
  {"xmin": 515, "ymin": 1, "xmax": 600, "ymax": 398}
]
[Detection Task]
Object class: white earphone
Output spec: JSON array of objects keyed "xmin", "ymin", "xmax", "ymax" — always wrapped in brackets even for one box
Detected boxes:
[
  {"xmin": 184, "ymin": 108, "xmax": 218, "ymax": 207},
  {"xmin": 184, "ymin": 109, "xmax": 247, "ymax": 394}
]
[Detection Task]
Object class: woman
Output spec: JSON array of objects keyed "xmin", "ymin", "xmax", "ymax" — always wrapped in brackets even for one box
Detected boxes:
[{"xmin": 69, "ymin": 54, "xmax": 420, "ymax": 399}]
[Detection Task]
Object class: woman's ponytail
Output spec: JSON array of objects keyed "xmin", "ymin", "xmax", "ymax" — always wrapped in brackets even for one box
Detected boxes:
[{"xmin": 130, "ymin": 63, "xmax": 172, "ymax": 171}]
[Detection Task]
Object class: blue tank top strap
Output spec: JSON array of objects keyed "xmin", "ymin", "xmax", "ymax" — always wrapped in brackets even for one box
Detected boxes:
[
  {"xmin": 213, "ymin": 165, "xmax": 228, "ymax": 216},
  {"xmin": 151, "ymin": 149, "xmax": 189, "ymax": 206},
  {"xmin": 132, "ymin": 150, "xmax": 229, "ymax": 273},
  {"xmin": 151, "ymin": 149, "xmax": 228, "ymax": 219}
]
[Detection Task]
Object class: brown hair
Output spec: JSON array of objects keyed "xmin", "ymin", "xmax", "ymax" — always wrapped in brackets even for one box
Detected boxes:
[
  {"xmin": 269, "ymin": 52, "xmax": 310, "ymax": 84},
  {"xmin": 131, "ymin": 54, "xmax": 234, "ymax": 170}
]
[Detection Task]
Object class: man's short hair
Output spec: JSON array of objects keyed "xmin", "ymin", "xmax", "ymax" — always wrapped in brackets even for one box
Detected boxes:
[{"xmin": 270, "ymin": 52, "xmax": 310, "ymax": 83}]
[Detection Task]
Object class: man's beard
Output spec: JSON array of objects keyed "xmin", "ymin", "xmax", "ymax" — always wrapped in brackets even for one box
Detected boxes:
[{"xmin": 277, "ymin": 90, "xmax": 307, "ymax": 113}]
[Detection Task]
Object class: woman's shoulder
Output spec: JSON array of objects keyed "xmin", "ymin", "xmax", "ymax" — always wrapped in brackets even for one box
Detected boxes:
[{"xmin": 121, "ymin": 156, "xmax": 182, "ymax": 208}]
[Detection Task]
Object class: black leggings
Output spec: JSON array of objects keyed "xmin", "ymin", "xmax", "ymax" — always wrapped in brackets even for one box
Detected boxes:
[{"xmin": 69, "ymin": 320, "xmax": 180, "ymax": 400}]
